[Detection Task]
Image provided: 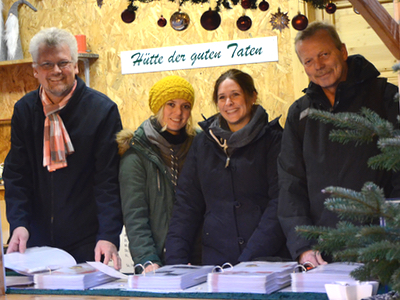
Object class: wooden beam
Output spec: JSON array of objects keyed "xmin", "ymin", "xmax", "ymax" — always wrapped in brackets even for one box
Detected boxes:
[{"xmin": 347, "ymin": 0, "xmax": 400, "ymax": 59}]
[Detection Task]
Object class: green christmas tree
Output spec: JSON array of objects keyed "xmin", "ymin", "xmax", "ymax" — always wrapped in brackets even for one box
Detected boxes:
[{"xmin": 296, "ymin": 101, "xmax": 400, "ymax": 293}]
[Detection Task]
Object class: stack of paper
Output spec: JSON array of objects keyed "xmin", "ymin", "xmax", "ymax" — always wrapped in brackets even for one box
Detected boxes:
[
  {"xmin": 128, "ymin": 264, "xmax": 214, "ymax": 291},
  {"xmin": 33, "ymin": 262, "xmax": 121, "ymax": 290},
  {"xmin": 291, "ymin": 262, "xmax": 362, "ymax": 293},
  {"xmin": 207, "ymin": 261, "xmax": 298, "ymax": 294}
]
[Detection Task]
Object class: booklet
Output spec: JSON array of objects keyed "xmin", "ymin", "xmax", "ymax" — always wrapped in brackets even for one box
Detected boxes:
[
  {"xmin": 128, "ymin": 264, "xmax": 214, "ymax": 291},
  {"xmin": 33, "ymin": 262, "xmax": 124, "ymax": 290},
  {"xmin": 4, "ymin": 246, "xmax": 77, "ymax": 275},
  {"xmin": 207, "ymin": 261, "xmax": 298, "ymax": 294},
  {"xmin": 290, "ymin": 262, "xmax": 363, "ymax": 293}
]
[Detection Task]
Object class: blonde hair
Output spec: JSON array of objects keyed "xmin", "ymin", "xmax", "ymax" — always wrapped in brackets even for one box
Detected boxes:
[{"xmin": 155, "ymin": 104, "xmax": 196, "ymax": 136}]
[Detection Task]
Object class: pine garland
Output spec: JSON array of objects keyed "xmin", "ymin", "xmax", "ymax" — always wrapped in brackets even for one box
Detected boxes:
[{"xmin": 125, "ymin": 0, "xmax": 257, "ymax": 12}]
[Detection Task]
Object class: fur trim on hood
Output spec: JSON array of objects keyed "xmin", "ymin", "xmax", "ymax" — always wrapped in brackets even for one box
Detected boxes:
[{"xmin": 116, "ymin": 128, "xmax": 134, "ymax": 156}]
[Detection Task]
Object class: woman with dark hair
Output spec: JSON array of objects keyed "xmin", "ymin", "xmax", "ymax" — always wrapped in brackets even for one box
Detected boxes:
[{"xmin": 165, "ymin": 69, "xmax": 289, "ymax": 266}]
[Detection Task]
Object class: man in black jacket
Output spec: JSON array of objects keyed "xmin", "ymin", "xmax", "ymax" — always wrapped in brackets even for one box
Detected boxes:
[
  {"xmin": 3, "ymin": 27, "xmax": 123, "ymax": 269},
  {"xmin": 278, "ymin": 21, "xmax": 399, "ymax": 266}
]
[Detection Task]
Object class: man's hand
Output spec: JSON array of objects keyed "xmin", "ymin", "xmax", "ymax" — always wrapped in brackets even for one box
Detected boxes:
[
  {"xmin": 298, "ymin": 250, "xmax": 328, "ymax": 267},
  {"xmin": 94, "ymin": 240, "xmax": 121, "ymax": 270},
  {"xmin": 7, "ymin": 227, "xmax": 29, "ymax": 254}
]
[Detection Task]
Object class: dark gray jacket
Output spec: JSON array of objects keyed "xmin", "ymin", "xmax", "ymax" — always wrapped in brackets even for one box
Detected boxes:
[
  {"xmin": 278, "ymin": 55, "xmax": 400, "ymax": 260},
  {"xmin": 166, "ymin": 105, "xmax": 289, "ymax": 266}
]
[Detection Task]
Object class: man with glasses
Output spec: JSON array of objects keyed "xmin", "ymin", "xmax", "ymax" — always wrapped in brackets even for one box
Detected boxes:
[{"xmin": 3, "ymin": 27, "xmax": 123, "ymax": 270}]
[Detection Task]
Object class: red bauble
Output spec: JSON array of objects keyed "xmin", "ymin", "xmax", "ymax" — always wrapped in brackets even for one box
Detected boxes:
[
  {"xmin": 241, "ymin": 0, "xmax": 252, "ymax": 9},
  {"xmin": 121, "ymin": 8, "xmax": 136, "ymax": 23},
  {"xmin": 158, "ymin": 16, "xmax": 167, "ymax": 27},
  {"xmin": 200, "ymin": 9, "xmax": 221, "ymax": 31},
  {"xmin": 325, "ymin": 2, "xmax": 337, "ymax": 14},
  {"xmin": 291, "ymin": 13, "xmax": 308, "ymax": 31},
  {"xmin": 258, "ymin": 0, "xmax": 269, "ymax": 11},
  {"xmin": 236, "ymin": 15, "xmax": 252, "ymax": 31}
]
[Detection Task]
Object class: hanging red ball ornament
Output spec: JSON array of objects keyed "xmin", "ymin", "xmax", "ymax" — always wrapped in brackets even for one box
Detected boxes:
[
  {"xmin": 157, "ymin": 15, "xmax": 167, "ymax": 27},
  {"xmin": 237, "ymin": 15, "xmax": 252, "ymax": 31},
  {"xmin": 121, "ymin": 8, "xmax": 136, "ymax": 23},
  {"xmin": 200, "ymin": 9, "xmax": 221, "ymax": 31},
  {"xmin": 258, "ymin": 0, "xmax": 269, "ymax": 11},
  {"xmin": 241, "ymin": 0, "xmax": 252, "ymax": 9},
  {"xmin": 291, "ymin": 13, "xmax": 308, "ymax": 31},
  {"xmin": 325, "ymin": 2, "xmax": 337, "ymax": 14}
]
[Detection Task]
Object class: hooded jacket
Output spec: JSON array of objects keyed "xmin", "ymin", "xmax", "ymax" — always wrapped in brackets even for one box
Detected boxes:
[
  {"xmin": 165, "ymin": 105, "xmax": 290, "ymax": 266},
  {"xmin": 278, "ymin": 55, "xmax": 400, "ymax": 260},
  {"xmin": 4, "ymin": 76, "xmax": 123, "ymax": 260},
  {"xmin": 118, "ymin": 118, "xmax": 195, "ymax": 266}
]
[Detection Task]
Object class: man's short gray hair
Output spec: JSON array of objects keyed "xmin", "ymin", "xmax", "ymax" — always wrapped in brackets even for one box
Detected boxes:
[
  {"xmin": 29, "ymin": 27, "xmax": 78, "ymax": 63},
  {"xmin": 294, "ymin": 21, "xmax": 343, "ymax": 55}
]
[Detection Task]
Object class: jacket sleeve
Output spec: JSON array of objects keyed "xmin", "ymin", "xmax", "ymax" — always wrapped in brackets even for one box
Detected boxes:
[
  {"xmin": 239, "ymin": 126, "xmax": 289, "ymax": 261},
  {"xmin": 383, "ymin": 82, "xmax": 400, "ymax": 198},
  {"xmin": 119, "ymin": 149, "xmax": 162, "ymax": 266},
  {"xmin": 277, "ymin": 101, "xmax": 314, "ymax": 260},
  {"xmin": 93, "ymin": 103, "xmax": 123, "ymax": 248},
  {"xmin": 4, "ymin": 102, "xmax": 34, "ymax": 234},
  {"xmin": 165, "ymin": 136, "xmax": 205, "ymax": 265}
]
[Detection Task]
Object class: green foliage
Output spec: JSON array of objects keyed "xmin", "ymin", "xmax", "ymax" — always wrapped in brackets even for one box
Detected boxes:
[
  {"xmin": 303, "ymin": 0, "xmax": 328, "ymax": 9},
  {"xmin": 297, "ymin": 107, "xmax": 400, "ymax": 292}
]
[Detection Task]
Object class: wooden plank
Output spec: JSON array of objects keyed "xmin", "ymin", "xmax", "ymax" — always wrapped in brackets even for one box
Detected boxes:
[{"xmin": 348, "ymin": 0, "xmax": 400, "ymax": 59}]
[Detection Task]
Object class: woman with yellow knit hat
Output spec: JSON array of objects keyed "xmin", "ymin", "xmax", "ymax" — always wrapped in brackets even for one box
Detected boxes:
[{"xmin": 116, "ymin": 75, "xmax": 196, "ymax": 273}]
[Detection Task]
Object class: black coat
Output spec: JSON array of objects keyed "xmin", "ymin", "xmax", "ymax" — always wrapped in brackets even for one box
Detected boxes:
[
  {"xmin": 278, "ymin": 55, "xmax": 400, "ymax": 260},
  {"xmin": 165, "ymin": 105, "xmax": 290, "ymax": 266},
  {"xmin": 4, "ymin": 76, "xmax": 123, "ymax": 261}
]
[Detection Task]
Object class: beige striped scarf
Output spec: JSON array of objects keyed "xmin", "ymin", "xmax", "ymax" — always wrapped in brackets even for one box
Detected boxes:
[{"xmin": 41, "ymin": 81, "xmax": 76, "ymax": 172}]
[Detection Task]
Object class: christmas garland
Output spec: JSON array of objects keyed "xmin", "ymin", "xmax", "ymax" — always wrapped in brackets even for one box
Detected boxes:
[{"xmin": 125, "ymin": 0, "xmax": 259, "ymax": 12}]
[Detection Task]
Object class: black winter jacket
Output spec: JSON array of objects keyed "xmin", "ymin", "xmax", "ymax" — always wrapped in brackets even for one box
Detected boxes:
[
  {"xmin": 4, "ymin": 76, "xmax": 123, "ymax": 261},
  {"xmin": 278, "ymin": 55, "xmax": 400, "ymax": 260},
  {"xmin": 166, "ymin": 105, "xmax": 290, "ymax": 266}
]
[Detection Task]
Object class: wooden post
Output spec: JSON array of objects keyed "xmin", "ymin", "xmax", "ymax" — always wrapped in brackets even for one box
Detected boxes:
[{"xmin": 0, "ymin": 211, "xmax": 6, "ymax": 295}]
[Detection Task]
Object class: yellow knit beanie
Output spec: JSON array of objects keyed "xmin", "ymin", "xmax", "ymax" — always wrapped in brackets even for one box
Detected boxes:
[{"xmin": 149, "ymin": 75, "xmax": 195, "ymax": 114}]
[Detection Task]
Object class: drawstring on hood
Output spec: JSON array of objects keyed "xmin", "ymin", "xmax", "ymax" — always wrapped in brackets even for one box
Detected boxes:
[{"xmin": 209, "ymin": 129, "xmax": 230, "ymax": 168}]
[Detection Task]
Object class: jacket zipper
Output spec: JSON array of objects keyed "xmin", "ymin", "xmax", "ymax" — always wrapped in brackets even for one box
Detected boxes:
[
  {"xmin": 157, "ymin": 169, "xmax": 160, "ymax": 191},
  {"xmin": 50, "ymin": 172, "xmax": 55, "ymax": 245}
]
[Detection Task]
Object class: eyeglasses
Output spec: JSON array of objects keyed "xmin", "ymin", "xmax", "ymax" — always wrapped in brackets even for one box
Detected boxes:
[{"xmin": 36, "ymin": 60, "xmax": 74, "ymax": 70}]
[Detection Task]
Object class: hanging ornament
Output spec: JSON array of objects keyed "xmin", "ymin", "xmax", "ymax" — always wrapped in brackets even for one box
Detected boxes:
[
  {"xmin": 291, "ymin": 12, "xmax": 308, "ymax": 31},
  {"xmin": 121, "ymin": 1, "xmax": 137, "ymax": 23},
  {"xmin": 121, "ymin": 9, "xmax": 136, "ymax": 23},
  {"xmin": 236, "ymin": 15, "xmax": 252, "ymax": 31},
  {"xmin": 325, "ymin": 2, "xmax": 337, "ymax": 14},
  {"xmin": 170, "ymin": 9, "xmax": 190, "ymax": 31},
  {"xmin": 158, "ymin": 15, "xmax": 167, "ymax": 27},
  {"xmin": 241, "ymin": 0, "xmax": 252, "ymax": 9},
  {"xmin": 270, "ymin": 8, "xmax": 290, "ymax": 32},
  {"xmin": 200, "ymin": 8, "xmax": 221, "ymax": 31},
  {"xmin": 258, "ymin": 0, "xmax": 269, "ymax": 11}
]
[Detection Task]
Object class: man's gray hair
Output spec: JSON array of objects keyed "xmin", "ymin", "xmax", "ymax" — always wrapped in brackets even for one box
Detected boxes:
[
  {"xmin": 29, "ymin": 27, "xmax": 78, "ymax": 63},
  {"xmin": 295, "ymin": 21, "xmax": 343, "ymax": 53}
]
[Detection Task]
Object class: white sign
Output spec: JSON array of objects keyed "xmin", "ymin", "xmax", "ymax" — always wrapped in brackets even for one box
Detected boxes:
[{"xmin": 121, "ymin": 36, "xmax": 278, "ymax": 74}]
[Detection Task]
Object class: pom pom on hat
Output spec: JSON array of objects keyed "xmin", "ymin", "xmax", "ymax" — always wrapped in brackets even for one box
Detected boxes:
[{"xmin": 149, "ymin": 75, "xmax": 195, "ymax": 114}]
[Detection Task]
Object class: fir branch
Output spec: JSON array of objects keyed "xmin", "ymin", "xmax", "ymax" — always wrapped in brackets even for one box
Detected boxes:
[
  {"xmin": 322, "ymin": 183, "xmax": 389, "ymax": 221},
  {"xmin": 391, "ymin": 268, "xmax": 400, "ymax": 292},
  {"xmin": 331, "ymin": 248, "xmax": 360, "ymax": 262},
  {"xmin": 308, "ymin": 108, "xmax": 394, "ymax": 146},
  {"xmin": 350, "ymin": 264, "xmax": 374, "ymax": 281}
]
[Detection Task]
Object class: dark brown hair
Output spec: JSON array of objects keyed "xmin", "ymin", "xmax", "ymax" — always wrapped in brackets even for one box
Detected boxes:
[{"xmin": 212, "ymin": 69, "xmax": 258, "ymax": 105}]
